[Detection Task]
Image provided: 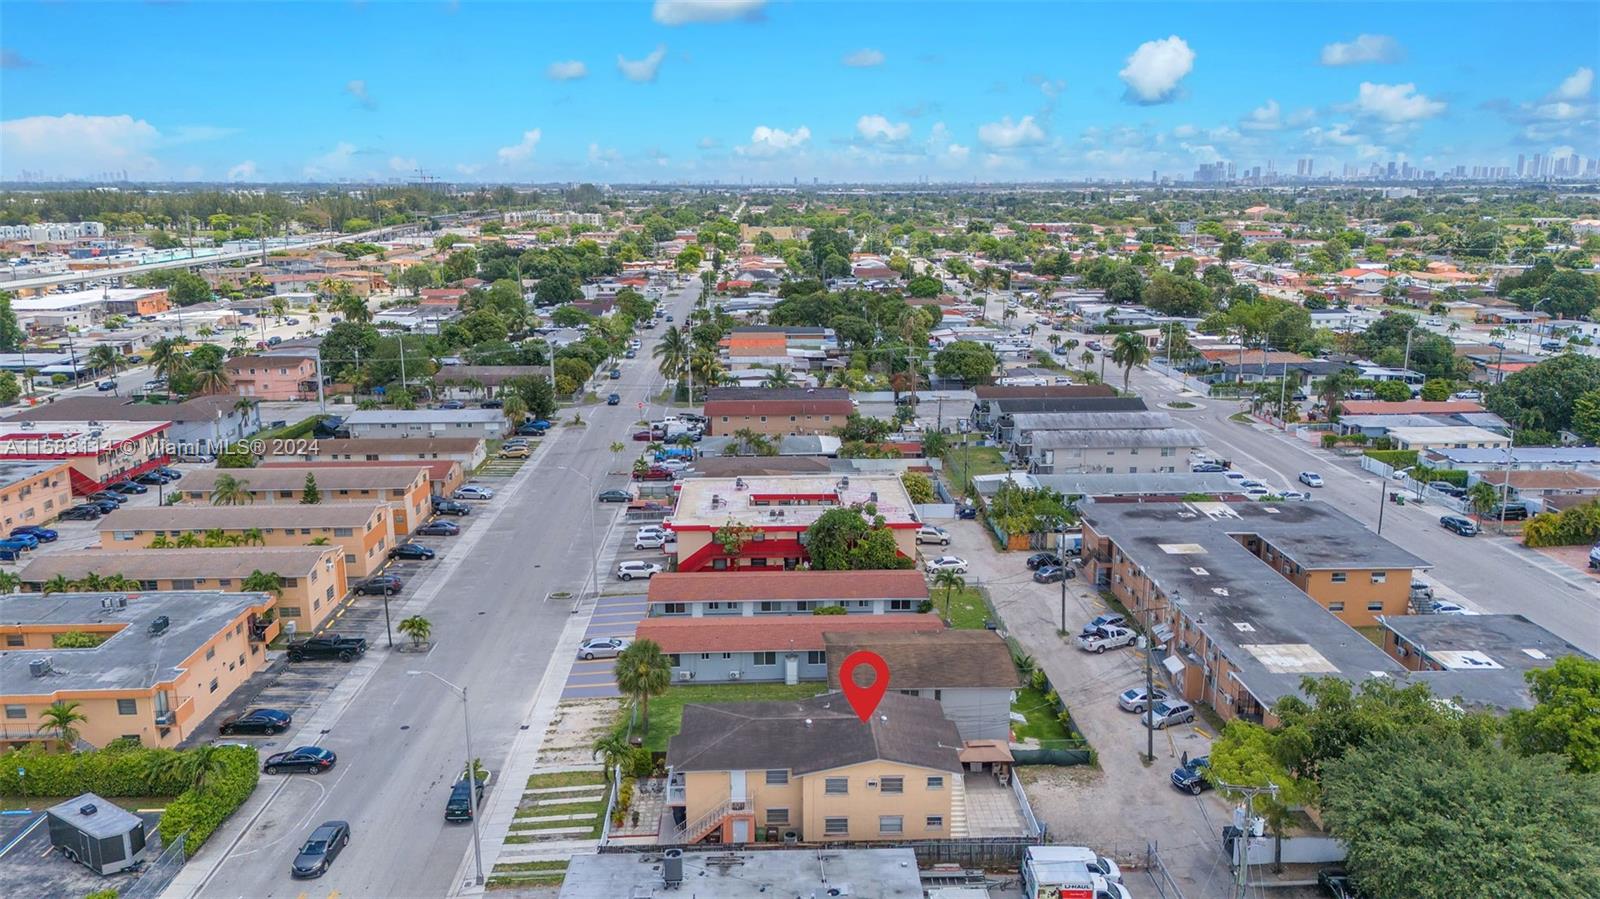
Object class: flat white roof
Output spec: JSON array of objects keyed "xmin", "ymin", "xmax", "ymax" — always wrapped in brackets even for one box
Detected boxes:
[
  {"xmin": 670, "ymin": 473, "xmax": 918, "ymax": 529},
  {"xmin": 1386, "ymin": 425, "xmax": 1510, "ymax": 443}
]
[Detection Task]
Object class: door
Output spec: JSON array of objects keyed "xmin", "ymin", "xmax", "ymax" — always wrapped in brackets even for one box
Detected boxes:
[
  {"xmin": 731, "ymin": 818, "xmax": 751, "ymax": 843},
  {"xmin": 729, "ymin": 770, "xmax": 747, "ymax": 806}
]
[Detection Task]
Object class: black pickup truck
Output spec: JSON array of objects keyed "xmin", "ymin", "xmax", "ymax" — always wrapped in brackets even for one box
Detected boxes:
[{"xmin": 286, "ymin": 634, "xmax": 368, "ymax": 662}]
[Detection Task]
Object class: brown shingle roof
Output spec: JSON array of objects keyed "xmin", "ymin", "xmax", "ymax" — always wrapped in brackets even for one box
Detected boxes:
[
  {"xmin": 1475, "ymin": 470, "xmax": 1600, "ymax": 490},
  {"xmin": 646, "ymin": 570, "xmax": 929, "ymax": 604},
  {"xmin": 634, "ymin": 614, "xmax": 942, "ymax": 653},
  {"xmin": 1339, "ymin": 400, "xmax": 1486, "ymax": 416},
  {"xmin": 665, "ymin": 691, "xmax": 962, "ymax": 775},
  {"xmin": 824, "ymin": 630, "xmax": 1021, "ymax": 690}
]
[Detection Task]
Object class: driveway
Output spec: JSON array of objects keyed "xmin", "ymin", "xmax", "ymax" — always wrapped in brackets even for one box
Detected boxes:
[{"xmin": 944, "ymin": 521, "xmax": 1231, "ymax": 895}]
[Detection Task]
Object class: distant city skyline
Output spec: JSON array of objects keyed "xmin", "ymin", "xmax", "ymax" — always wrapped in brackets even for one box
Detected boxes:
[{"xmin": 1, "ymin": 1, "xmax": 1596, "ymax": 184}]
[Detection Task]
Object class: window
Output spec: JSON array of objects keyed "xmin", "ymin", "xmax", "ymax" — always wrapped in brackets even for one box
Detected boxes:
[
  {"xmin": 766, "ymin": 808, "xmax": 789, "ymax": 825},
  {"xmin": 765, "ymin": 769, "xmax": 789, "ymax": 785},
  {"xmin": 879, "ymin": 776, "xmax": 903, "ymax": 794},
  {"xmin": 4, "ymin": 705, "xmax": 25, "ymax": 719},
  {"xmin": 4, "ymin": 634, "xmax": 22, "ymax": 647},
  {"xmin": 1370, "ymin": 571, "xmax": 1387, "ymax": 584},
  {"xmin": 758, "ymin": 601, "xmax": 783, "ymax": 613},
  {"xmin": 1328, "ymin": 601, "xmax": 1345, "ymax": 612},
  {"xmin": 889, "ymin": 599, "xmax": 914, "ymax": 611},
  {"xmin": 1330, "ymin": 572, "xmax": 1347, "ymax": 583},
  {"xmin": 208, "ymin": 678, "xmax": 219, "ymax": 693},
  {"xmin": 878, "ymin": 815, "xmax": 903, "ymax": 835},
  {"xmin": 754, "ymin": 652, "xmax": 777, "ymax": 666},
  {"xmin": 925, "ymin": 815, "xmax": 944, "ymax": 830},
  {"xmin": 116, "ymin": 699, "xmax": 137, "ymax": 715},
  {"xmin": 824, "ymin": 777, "xmax": 848, "ymax": 795},
  {"xmin": 823, "ymin": 817, "xmax": 849, "ymax": 835},
  {"xmin": 700, "ymin": 653, "xmax": 712, "ymax": 660},
  {"xmin": 279, "ymin": 605, "xmax": 302, "ymax": 618},
  {"xmin": 662, "ymin": 602, "xmax": 687, "ymax": 615},
  {"xmin": 807, "ymin": 651, "xmax": 826, "ymax": 665},
  {"xmin": 344, "ymin": 554, "xmax": 357, "ymax": 565},
  {"xmin": 1367, "ymin": 601, "xmax": 1385, "ymax": 611},
  {"xmin": 926, "ymin": 776, "xmax": 944, "ymax": 790},
  {"xmin": 205, "ymin": 647, "xmax": 215, "ymax": 661},
  {"xmin": 721, "ymin": 652, "xmax": 732, "ymax": 660},
  {"xmin": 171, "ymin": 579, "xmax": 195, "ymax": 591},
  {"xmin": 333, "ymin": 527, "xmax": 354, "ymax": 537}
]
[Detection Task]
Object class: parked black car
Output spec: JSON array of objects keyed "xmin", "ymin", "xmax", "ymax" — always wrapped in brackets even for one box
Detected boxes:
[
  {"xmin": 264, "ymin": 746, "xmax": 338, "ymax": 775},
  {"xmin": 1171, "ymin": 755, "xmax": 1211, "ymax": 795},
  {"xmin": 479, "ymin": 399, "xmax": 504, "ymax": 409},
  {"xmin": 390, "ymin": 542, "xmax": 436, "ymax": 561},
  {"xmin": 89, "ymin": 490, "xmax": 127, "ymax": 505},
  {"xmin": 1488, "ymin": 503, "xmax": 1528, "ymax": 521},
  {"xmin": 1033, "ymin": 565, "xmax": 1074, "ymax": 583},
  {"xmin": 291, "ymin": 820, "xmax": 350, "ymax": 878},
  {"xmin": 353, "ymin": 575, "xmax": 403, "ymax": 596},
  {"xmin": 416, "ymin": 520, "xmax": 461, "ymax": 537},
  {"xmin": 444, "ymin": 775, "xmax": 488, "ymax": 822},
  {"xmin": 155, "ymin": 467, "xmax": 183, "ymax": 481},
  {"xmin": 1026, "ymin": 552, "xmax": 1062, "ymax": 570},
  {"xmin": 597, "ymin": 489, "xmax": 633, "ymax": 503},
  {"xmin": 1439, "ymin": 515, "xmax": 1479, "ymax": 536},
  {"xmin": 286, "ymin": 634, "xmax": 368, "ymax": 662},
  {"xmin": 431, "ymin": 499, "xmax": 471, "ymax": 516},
  {"xmin": 60, "ymin": 505, "xmax": 103, "ymax": 521},
  {"xmin": 219, "ymin": 708, "xmax": 293, "ymax": 735},
  {"xmin": 108, "ymin": 480, "xmax": 147, "ymax": 495},
  {"xmin": 134, "ymin": 472, "xmax": 167, "ymax": 486},
  {"xmin": 85, "ymin": 499, "xmax": 122, "ymax": 515}
]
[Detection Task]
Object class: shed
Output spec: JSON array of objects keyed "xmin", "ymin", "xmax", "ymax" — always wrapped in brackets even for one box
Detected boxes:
[{"xmin": 46, "ymin": 793, "xmax": 148, "ymax": 875}]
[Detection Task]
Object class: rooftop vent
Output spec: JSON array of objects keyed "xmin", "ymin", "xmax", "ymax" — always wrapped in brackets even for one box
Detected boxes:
[
  {"xmin": 100, "ymin": 596, "xmax": 127, "ymax": 611},
  {"xmin": 79, "ymin": 803, "xmax": 98, "ymax": 817},
  {"xmin": 28, "ymin": 657, "xmax": 52, "ymax": 678},
  {"xmin": 803, "ymin": 718, "xmax": 813, "ymax": 728},
  {"xmin": 662, "ymin": 848, "xmax": 684, "ymax": 885},
  {"xmin": 148, "ymin": 615, "xmax": 170, "ymax": 637}
]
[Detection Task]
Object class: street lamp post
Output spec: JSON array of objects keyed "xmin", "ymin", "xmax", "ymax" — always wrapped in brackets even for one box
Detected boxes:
[
  {"xmin": 406, "ymin": 670, "xmax": 484, "ymax": 886},
  {"xmin": 1375, "ymin": 465, "xmax": 1414, "ymax": 536},
  {"xmin": 556, "ymin": 466, "xmax": 603, "ymax": 595}
]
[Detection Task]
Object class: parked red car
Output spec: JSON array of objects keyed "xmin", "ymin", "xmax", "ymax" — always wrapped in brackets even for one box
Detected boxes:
[
  {"xmin": 632, "ymin": 430, "xmax": 654, "ymax": 441},
  {"xmin": 632, "ymin": 466, "xmax": 675, "ymax": 481}
]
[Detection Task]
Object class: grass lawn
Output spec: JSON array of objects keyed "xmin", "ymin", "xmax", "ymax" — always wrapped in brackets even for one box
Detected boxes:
[
  {"xmin": 941, "ymin": 438, "xmax": 1008, "ymax": 498},
  {"xmin": 1011, "ymin": 684, "xmax": 1075, "ymax": 746},
  {"xmin": 1354, "ymin": 625, "xmax": 1385, "ymax": 647},
  {"xmin": 489, "ymin": 859, "xmax": 569, "ymax": 887},
  {"xmin": 625, "ymin": 682, "xmax": 822, "ymax": 752},
  {"xmin": 514, "ymin": 799, "xmax": 608, "ymax": 822},
  {"xmin": 935, "ymin": 585, "xmax": 992, "ymax": 630},
  {"xmin": 526, "ymin": 770, "xmax": 606, "ymax": 791}
]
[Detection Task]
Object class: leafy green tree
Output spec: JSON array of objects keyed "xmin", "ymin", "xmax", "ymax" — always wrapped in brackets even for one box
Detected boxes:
[
  {"xmin": 1419, "ymin": 378, "xmax": 1453, "ymax": 402},
  {"xmin": 1505, "ymin": 656, "xmax": 1600, "ymax": 774},
  {"xmin": 502, "ymin": 375, "xmax": 557, "ymax": 420},
  {"xmin": 398, "ymin": 263, "xmax": 440, "ymax": 296},
  {"xmin": 397, "ymin": 615, "xmax": 432, "ymax": 647},
  {"xmin": 550, "ymin": 305, "xmax": 593, "ymax": 328},
  {"xmin": 1487, "ymin": 353, "xmax": 1600, "ymax": 435},
  {"xmin": 901, "ymin": 471, "xmax": 935, "ymax": 504},
  {"xmin": 442, "ymin": 248, "xmax": 479, "ymax": 283},
  {"xmin": 0, "ymin": 291, "xmax": 24, "ymax": 352},
  {"xmin": 933, "ymin": 340, "xmax": 998, "ymax": 386},
  {"xmin": 675, "ymin": 245, "xmax": 704, "ymax": 273},
  {"xmin": 906, "ymin": 275, "xmax": 941, "ymax": 298},
  {"xmin": 802, "ymin": 506, "xmax": 914, "ymax": 571},
  {"xmin": 613, "ymin": 639, "xmax": 672, "ymax": 735},
  {"xmin": 37, "ymin": 700, "xmax": 89, "ymax": 748},
  {"xmin": 300, "ymin": 473, "xmax": 321, "ymax": 504},
  {"xmin": 167, "ymin": 270, "xmax": 212, "ymax": 306},
  {"xmin": 1571, "ymin": 389, "xmax": 1600, "ymax": 445},
  {"xmin": 1110, "ymin": 331, "xmax": 1150, "ymax": 391},
  {"xmin": 0, "ymin": 371, "xmax": 20, "ymax": 405},
  {"xmin": 1322, "ymin": 735, "xmax": 1600, "ymax": 899},
  {"xmin": 1373, "ymin": 380, "xmax": 1411, "ymax": 402}
]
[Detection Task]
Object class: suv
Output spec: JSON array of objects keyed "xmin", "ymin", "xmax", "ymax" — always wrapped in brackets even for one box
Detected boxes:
[
  {"xmin": 432, "ymin": 499, "xmax": 471, "ymax": 516},
  {"xmin": 445, "ymin": 774, "xmax": 488, "ymax": 822},
  {"xmin": 1488, "ymin": 503, "xmax": 1528, "ymax": 521},
  {"xmin": 1171, "ymin": 755, "xmax": 1211, "ymax": 795},
  {"xmin": 354, "ymin": 574, "xmax": 403, "ymax": 595},
  {"xmin": 286, "ymin": 635, "xmax": 368, "ymax": 662},
  {"xmin": 915, "ymin": 525, "xmax": 950, "ymax": 546},
  {"xmin": 616, "ymin": 560, "xmax": 663, "ymax": 581}
]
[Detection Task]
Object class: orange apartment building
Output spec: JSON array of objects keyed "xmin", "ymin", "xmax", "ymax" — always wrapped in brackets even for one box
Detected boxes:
[
  {"xmin": 18, "ymin": 547, "xmax": 349, "ymax": 637},
  {"xmin": 0, "ymin": 590, "xmax": 278, "ymax": 750},
  {"xmin": 702, "ymin": 387, "xmax": 855, "ymax": 438},
  {"xmin": 258, "ymin": 436, "xmax": 488, "ymax": 472},
  {"xmin": 226, "ymin": 354, "xmax": 320, "ymax": 401},
  {"xmin": 175, "ymin": 466, "xmax": 431, "ymax": 534},
  {"xmin": 664, "ymin": 692, "xmax": 962, "ymax": 844},
  {"xmin": 96, "ymin": 503, "xmax": 395, "ymax": 577},
  {"xmin": 0, "ymin": 461, "xmax": 74, "ymax": 532},
  {"xmin": 666, "ymin": 474, "xmax": 920, "ymax": 573},
  {"xmin": 1080, "ymin": 501, "xmax": 1427, "ymax": 726},
  {"xmin": 1376, "ymin": 614, "xmax": 1596, "ymax": 712},
  {"xmin": 0, "ymin": 420, "xmax": 172, "ymax": 495},
  {"xmin": 259, "ymin": 459, "xmax": 466, "ymax": 504}
]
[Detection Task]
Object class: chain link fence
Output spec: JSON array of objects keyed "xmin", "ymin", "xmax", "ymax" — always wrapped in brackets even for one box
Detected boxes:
[{"xmin": 120, "ymin": 831, "xmax": 185, "ymax": 899}]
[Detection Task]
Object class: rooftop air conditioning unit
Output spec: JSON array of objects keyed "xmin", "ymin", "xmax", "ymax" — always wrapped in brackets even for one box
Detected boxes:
[{"xmin": 28, "ymin": 657, "xmax": 52, "ymax": 678}]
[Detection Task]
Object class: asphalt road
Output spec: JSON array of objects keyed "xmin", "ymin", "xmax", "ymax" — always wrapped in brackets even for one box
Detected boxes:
[
  {"xmin": 181, "ymin": 284, "xmax": 698, "ymax": 898},
  {"xmin": 1014, "ymin": 310, "xmax": 1600, "ymax": 656}
]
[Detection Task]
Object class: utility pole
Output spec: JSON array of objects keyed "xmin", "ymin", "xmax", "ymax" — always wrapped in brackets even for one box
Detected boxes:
[
  {"xmin": 1057, "ymin": 531, "xmax": 1069, "ymax": 634},
  {"xmin": 1214, "ymin": 780, "xmax": 1280, "ymax": 899},
  {"xmin": 1143, "ymin": 590, "xmax": 1175, "ymax": 763}
]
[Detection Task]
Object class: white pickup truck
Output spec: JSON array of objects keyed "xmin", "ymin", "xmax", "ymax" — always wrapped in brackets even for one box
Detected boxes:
[{"xmin": 1076, "ymin": 625, "xmax": 1137, "ymax": 654}]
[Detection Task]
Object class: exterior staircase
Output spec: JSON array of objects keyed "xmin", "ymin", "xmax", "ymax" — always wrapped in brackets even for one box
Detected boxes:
[
  {"xmin": 949, "ymin": 772, "xmax": 970, "ymax": 837},
  {"xmin": 683, "ymin": 799, "xmax": 736, "ymax": 844}
]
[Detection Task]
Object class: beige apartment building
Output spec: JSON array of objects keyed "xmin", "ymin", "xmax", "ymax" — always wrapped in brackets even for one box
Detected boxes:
[
  {"xmin": 665, "ymin": 692, "xmax": 961, "ymax": 844},
  {"xmin": 0, "ymin": 591, "xmax": 277, "ymax": 750},
  {"xmin": 96, "ymin": 504, "xmax": 395, "ymax": 578},
  {"xmin": 0, "ymin": 461, "xmax": 74, "ymax": 532},
  {"xmin": 175, "ymin": 466, "xmax": 432, "ymax": 535},
  {"xmin": 18, "ymin": 547, "xmax": 349, "ymax": 636}
]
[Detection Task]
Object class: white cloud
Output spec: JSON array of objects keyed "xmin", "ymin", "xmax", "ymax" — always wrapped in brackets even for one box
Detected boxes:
[
  {"xmin": 856, "ymin": 114, "xmax": 910, "ymax": 142},
  {"xmin": 546, "ymin": 60, "xmax": 588, "ymax": 81},
  {"xmin": 617, "ymin": 45, "xmax": 667, "ymax": 83},
  {"xmin": 587, "ymin": 143, "xmax": 621, "ymax": 166},
  {"xmin": 944, "ymin": 144, "xmax": 971, "ymax": 163},
  {"xmin": 226, "ymin": 160, "xmax": 257, "ymax": 181},
  {"xmin": 736, "ymin": 124, "xmax": 811, "ymax": 157},
  {"xmin": 1355, "ymin": 82, "xmax": 1445, "ymax": 122},
  {"xmin": 842, "ymin": 48, "xmax": 885, "ymax": 68},
  {"xmin": 1240, "ymin": 99, "xmax": 1282, "ymax": 131},
  {"xmin": 303, "ymin": 142, "xmax": 358, "ymax": 178},
  {"xmin": 455, "ymin": 163, "xmax": 484, "ymax": 177},
  {"xmin": 1553, "ymin": 66, "xmax": 1594, "ymax": 101},
  {"xmin": 1304, "ymin": 123, "xmax": 1363, "ymax": 146},
  {"xmin": 697, "ymin": 136, "xmax": 720, "ymax": 149},
  {"xmin": 1119, "ymin": 36, "xmax": 1194, "ymax": 104},
  {"xmin": 497, "ymin": 129, "xmax": 542, "ymax": 165},
  {"xmin": 1172, "ymin": 123, "xmax": 1197, "ymax": 138},
  {"xmin": 1, "ymin": 113, "xmax": 163, "ymax": 178},
  {"xmin": 977, "ymin": 115, "xmax": 1045, "ymax": 149},
  {"xmin": 389, "ymin": 156, "xmax": 418, "ymax": 173},
  {"xmin": 652, "ymin": 0, "xmax": 764, "ymax": 26},
  {"xmin": 1320, "ymin": 34, "xmax": 1402, "ymax": 66},
  {"xmin": 345, "ymin": 79, "xmax": 376, "ymax": 110}
]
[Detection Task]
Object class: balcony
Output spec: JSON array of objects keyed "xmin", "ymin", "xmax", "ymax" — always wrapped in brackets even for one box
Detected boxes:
[{"xmin": 249, "ymin": 614, "xmax": 281, "ymax": 644}]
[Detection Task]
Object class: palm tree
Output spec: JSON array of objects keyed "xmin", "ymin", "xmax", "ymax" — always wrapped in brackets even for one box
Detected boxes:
[
  {"xmin": 37, "ymin": 700, "xmax": 88, "ymax": 748},
  {"xmin": 1317, "ymin": 370, "xmax": 1358, "ymax": 421},
  {"xmin": 1080, "ymin": 350, "xmax": 1095, "ymax": 371},
  {"xmin": 269, "ymin": 298, "xmax": 289, "ymax": 322},
  {"xmin": 189, "ymin": 352, "xmax": 231, "ymax": 395},
  {"xmin": 178, "ymin": 745, "xmax": 229, "ymax": 792},
  {"xmin": 502, "ymin": 394, "xmax": 528, "ymax": 425},
  {"xmin": 240, "ymin": 528, "xmax": 265, "ymax": 547},
  {"xmin": 101, "ymin": 574, "xmax": 143, "ymax": 591},
  {"xmin": 397, "ymin": 615, "xmax": 432, "ymax": 647},
  {"xmin": 591, "ymin": 731, "xmax": 633, "ymax": 776},
  {"xmin": 653, "ymin": 325, "xmax": 690, "ymax": 396},
  {"xmin": 148, "ymin": 535, "xmax": 173, "ymax": 549},
  {"xmin": 613, "ymin": 639, "xmax": 672, "ymax": 736},
  {"xmin": 148, "ymin": 338, "xmax": 186, "ymax": 387},
  {"xmin": 87, "ymin": 345, "xmax": 123, "ymax": 382},
  {"xmin": 73, "ymin": 572, "xmax": 107, "ymax": 592},
  {"xmin": 41, "ymin": 574, "xmax": 73, "ymax": 595},
  {"xmin": 1110, "ymin": 332, "xmax": 1151, "ymax": 392},
  {"xmin": 933, "ymin": 569, "xmax": 966, "ymax": 621},
  {"xmin": 1468, "ymin": 481, "xmax": 1500, "ymax": 520},
  {"xmin": 762, "ymin": 367, "xmax": 796, "ymax": 388},
  {"xmin": 241, "ymin": 570, "xmax": 284, "ymax": 597},
  {"xmin": 689, "ymin": 348, "xmax": 725, "ymax": 390},
  {"xmin": 174, "ymin": 532, "xmax": 202, "ymax": 548},
  {"xmin": 0, "ymin": 571, "xmax": 20, "ymax": 594},
  {"xmin": 210, "ymin": 474, "xmax": 254, "ymax": 506}
]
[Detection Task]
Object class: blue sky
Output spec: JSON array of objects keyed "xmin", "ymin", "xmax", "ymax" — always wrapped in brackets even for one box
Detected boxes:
[{"xmin": 2, "ymin": 0, "xmax": 1596, "ymax": 183}]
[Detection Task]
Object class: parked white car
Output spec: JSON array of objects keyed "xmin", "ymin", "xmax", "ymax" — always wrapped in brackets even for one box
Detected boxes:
[
  {"xmin": 1143, "ymin": 700, "xmax": 1197, "ymax": 729},
  {"xmin": 452, "ymin": 485, "xmax": 495, "ymax": 501},
  {"xmin": 1298, "ymin": 471, "xmax": 1324, "ymax": 488},
  {"xmin": 634, "ymin": 532, "xmax": 668, "ymax": 550},
  {"xmin": 1077, "ymin": 625, "xmax": 1137, "ymax": 653},
  {"xmin": 915, "ymin": 525, "xmax": 951, "ymax": 546},
  {"xmin": 924, "ymin": 555, "xmax": 968, "ymax": 574},
  {"xmin": 615, "ymin": 561, "xmax": 663, "ymax": 581},
  {"xmin": 1117, "ymin": 686, "xmax": 1170, "ymax": 714},
  {"xmin": 577, "ymin": 637, "xmax": 630, "ymax": 660}
]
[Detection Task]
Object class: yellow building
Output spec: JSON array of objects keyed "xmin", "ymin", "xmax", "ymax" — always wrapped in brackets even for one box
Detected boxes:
[
  {"xmin": 18, "ymin": 547, "xmax": 349, "ymax": 636},
  {"xmin": 664, "ymin": 692, "xmax": 961, "ymax": 844},
  {"xmin": 1, "ymin": 590, "xmax": 277, "ymax": 750},
  {"xmin": 97, "ymin": 504, "xmax": 395, "ymax": 577},
  {"xmin": 174, "ymin": 466, "xmax": 432, "ymax": 535},
  {"xmin": 0, "ymin": 461, "xmax": 74, "ymax": 531}
]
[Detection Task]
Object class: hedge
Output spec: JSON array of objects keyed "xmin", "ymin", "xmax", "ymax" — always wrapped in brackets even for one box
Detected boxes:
[
  {"xmin": 1363, "ymin": 449, "xmax": 1420, "ymax": 470},
  {"xmin": 1522, "ymin": 502, "xmax": 1600, "ymax": 548},
  {"xmin": 1417, "ymin": 468, "xmax": 1468, "ymax": 487},
  {"xmin": 1, "ymin": 743, "xmax": 260, "ymax": 853}
]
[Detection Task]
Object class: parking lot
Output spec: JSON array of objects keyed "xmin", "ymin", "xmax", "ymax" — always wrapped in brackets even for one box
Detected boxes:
[{"xmin": 0, "ymin": 806, "xmax": 168, "ymax": 899}]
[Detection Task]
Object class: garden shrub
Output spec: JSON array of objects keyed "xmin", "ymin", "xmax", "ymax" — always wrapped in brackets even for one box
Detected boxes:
[
  {"xmin": 157, "ymin": 746, "xmax": 259, "ymax": 851},
  {"xmin": 1363, "ymin": 449, "xmax": 1419, "ymax": 470}
]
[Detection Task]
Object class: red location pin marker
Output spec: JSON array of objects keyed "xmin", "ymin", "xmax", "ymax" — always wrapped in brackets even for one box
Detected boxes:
[{"xmin": 840, "ymin": 650, "xmax": 890, "ymax": 722}]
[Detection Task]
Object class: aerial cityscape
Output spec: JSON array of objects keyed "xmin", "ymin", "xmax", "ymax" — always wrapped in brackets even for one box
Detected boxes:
[{"xmin": 0, "ymin": 2, "xmax": 1598, "ymax": 899}]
